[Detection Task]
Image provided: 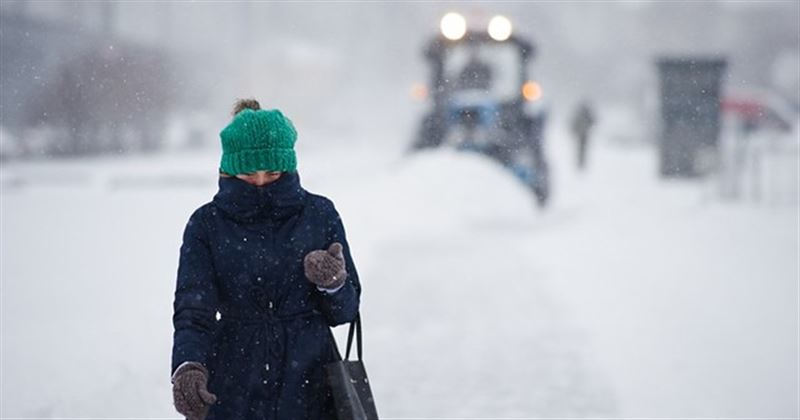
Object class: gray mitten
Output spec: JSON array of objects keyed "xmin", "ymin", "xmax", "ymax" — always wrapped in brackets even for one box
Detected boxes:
[
  {"xmin": 304, "ymin": 242, "xmax": 347, "ymax": 289},
  {"xmin": 172, "ymin": 362, "xmax": 217, "ymax": 420}
]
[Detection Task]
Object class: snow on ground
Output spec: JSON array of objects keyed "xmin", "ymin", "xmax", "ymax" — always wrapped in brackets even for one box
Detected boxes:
[{"xmin": 1, "ymin": 119, "xmax": 797, "ymax": 418}]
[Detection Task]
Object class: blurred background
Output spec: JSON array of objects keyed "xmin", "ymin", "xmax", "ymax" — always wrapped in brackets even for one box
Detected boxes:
[{"xmin": 1, "ymin": 1, "xmax": 798, "ymax": 418}]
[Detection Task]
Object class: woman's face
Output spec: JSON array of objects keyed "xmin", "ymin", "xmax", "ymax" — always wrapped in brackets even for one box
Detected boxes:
[{"xmin": 235, "ymin": 171, "xmax": 282, "ymax": 187}]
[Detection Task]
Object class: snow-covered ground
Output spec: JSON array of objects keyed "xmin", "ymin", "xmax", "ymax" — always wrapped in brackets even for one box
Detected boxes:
[{"xmin": 1, "ymin": 118, "xmax": 798, "ymax": 418}]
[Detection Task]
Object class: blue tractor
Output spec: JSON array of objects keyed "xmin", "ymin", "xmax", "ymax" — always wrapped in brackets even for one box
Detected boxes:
[{"xmin": 412, "ymin": 14, "xmax": 550, "ymax": 207}]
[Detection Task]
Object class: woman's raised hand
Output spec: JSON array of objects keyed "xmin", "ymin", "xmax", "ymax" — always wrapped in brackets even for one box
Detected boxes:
[{"xmin": 303, "ymin": 242, "xmax": 347, "ymax": 289}]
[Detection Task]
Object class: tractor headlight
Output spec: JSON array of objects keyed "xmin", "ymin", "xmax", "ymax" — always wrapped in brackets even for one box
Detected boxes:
[
  {"xmin": 440, "ymin": 12, "xmax": 467, "ymax": 40},
  {"xmin": 488, "ymin": 15, "xmax": 513, "ymax": 41},
  {"xmin": 522, "ymin": 81, "xmax": 543, "ymax": 102},
  {"xmin": 410, "ymin": 83, "xmax": 428, "ymax": 101}
]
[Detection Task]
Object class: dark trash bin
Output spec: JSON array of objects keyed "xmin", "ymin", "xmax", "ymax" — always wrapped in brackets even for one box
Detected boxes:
[{"xmin": 656, "ymin": 57, "xmax": 727, "ymax": 177}]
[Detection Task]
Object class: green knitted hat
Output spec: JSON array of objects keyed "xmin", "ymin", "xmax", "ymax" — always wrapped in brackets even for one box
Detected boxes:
[{"xmin": 219, "ymin": 108, "xmax": 297, "ymax": 175}]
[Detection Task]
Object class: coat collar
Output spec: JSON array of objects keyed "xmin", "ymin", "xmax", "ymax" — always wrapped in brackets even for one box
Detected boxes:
[{"xmin": 213, "ymin": 172, "xmax": 307, "ymax": 222}]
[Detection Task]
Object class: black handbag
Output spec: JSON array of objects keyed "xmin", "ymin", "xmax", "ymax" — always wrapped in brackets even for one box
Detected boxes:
[{"xmin": 325, "ymin": 313, "xmax": 379, "ymax": 420}]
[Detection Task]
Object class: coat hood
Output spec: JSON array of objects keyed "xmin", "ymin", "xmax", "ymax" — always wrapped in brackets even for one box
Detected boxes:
[{"xmin": 212, "ymin": 172, "xmax": 307, "ymax": 222}]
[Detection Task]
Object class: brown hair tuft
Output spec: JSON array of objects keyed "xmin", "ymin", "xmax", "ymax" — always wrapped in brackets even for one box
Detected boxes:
[{"xmin": 232, "ymin": 98, "xmax": 261, "ymax": 116}]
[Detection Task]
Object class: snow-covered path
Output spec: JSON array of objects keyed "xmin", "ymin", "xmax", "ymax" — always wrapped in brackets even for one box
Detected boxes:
[
  {"xmin": 526, "ymin": 139, "xmax": 798, "ymax": 418},
  {"xmin": 1, "ymin": 124, "xmax": 797, "ymax": 418}
]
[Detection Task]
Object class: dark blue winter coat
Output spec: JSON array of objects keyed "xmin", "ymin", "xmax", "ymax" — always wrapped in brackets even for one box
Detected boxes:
[{"xmin": 171, "ymin": 172, "xmax": 360, "ymax": 420}]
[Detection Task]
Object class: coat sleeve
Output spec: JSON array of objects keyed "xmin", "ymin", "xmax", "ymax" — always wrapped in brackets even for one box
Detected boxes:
[
  {"xmin": 171, "ymin": 209, "xmax": 219, "ymax": 376},
  {"xmin": 315, "ymin": 204, "xmax": 361, "ymax": 327}
]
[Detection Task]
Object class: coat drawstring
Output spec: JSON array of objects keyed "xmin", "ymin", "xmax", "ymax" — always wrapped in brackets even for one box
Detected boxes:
[{"xmin": 264, "ymin": 317, "xmax": 284, "ymax": 360}]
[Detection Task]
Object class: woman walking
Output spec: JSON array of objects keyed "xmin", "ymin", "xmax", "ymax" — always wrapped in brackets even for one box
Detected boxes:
[{"xmin": 171, "ymin": 99, "xmax": 361, "ymax": 419}]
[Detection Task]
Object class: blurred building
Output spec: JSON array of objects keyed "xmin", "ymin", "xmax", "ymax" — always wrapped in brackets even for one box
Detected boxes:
[{"xmin": 1, "ymin": 2, "xmax": 175, "ymax": 157}]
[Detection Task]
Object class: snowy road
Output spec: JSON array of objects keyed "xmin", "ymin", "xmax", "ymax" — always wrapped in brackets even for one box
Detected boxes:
[{"xmin": 1, "ymin": 125, "xmax": 797, "ymax": 418}]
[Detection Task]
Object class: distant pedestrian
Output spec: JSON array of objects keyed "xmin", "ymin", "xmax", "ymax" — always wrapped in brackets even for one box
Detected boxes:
[
  {"xmin": 571, "ymin": 101, "xmax": 596, "ymax": 170},
  {"xmin": 170, "ymin": 98, "xmax": 361, "ymax": 419}
]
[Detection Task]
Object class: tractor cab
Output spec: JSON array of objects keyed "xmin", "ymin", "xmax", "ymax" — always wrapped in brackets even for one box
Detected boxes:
[{"xmin": 413, "ymin": 13, "xmax": 550, "ymax": 206}]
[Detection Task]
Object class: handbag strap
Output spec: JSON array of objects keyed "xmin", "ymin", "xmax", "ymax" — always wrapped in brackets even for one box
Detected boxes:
[{"xmin": 344, "ymin": 313, "xmax": 363, "ymax": 361}]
